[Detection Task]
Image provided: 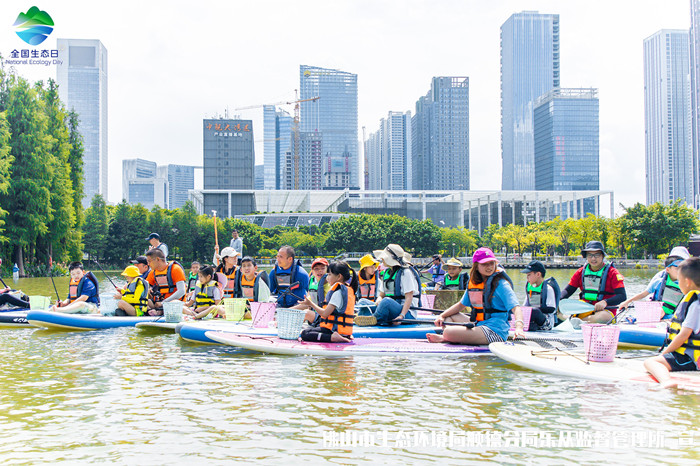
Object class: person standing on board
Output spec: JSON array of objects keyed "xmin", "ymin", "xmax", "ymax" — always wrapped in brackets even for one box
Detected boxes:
[
  {"xmin": 145, "ymin": 233, "xmax": 169, "ymax": 259},
  {"xmin": 559, "ymin": 241, "xmax": 626, "ymax": 324},
  {"xmin": 230, "ymin": 230, "xmax": 243, "ymax": 265}
]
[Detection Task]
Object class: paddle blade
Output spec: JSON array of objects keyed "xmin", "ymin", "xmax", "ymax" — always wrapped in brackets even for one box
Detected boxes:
[
  {"xmin": 257, "ymin": 280, "xmax": 271, "ymax": 303},
  {"xmin": 559, "ymin": 300, "xmax": 594, "ymax": 316}
]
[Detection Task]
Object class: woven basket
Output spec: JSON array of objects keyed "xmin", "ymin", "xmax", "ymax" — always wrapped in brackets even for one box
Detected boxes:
[
  {"xmin": 224, "ymin": 298, "xmax": 247, "ymax": 322},
  {"xmin": 163, "ymin": 301, "xmax": 184, "ymax": 323},
  {"xmin": 276, "ymin": 308, "xmax": 307, "ymax": 340},
  {"xmin": 582, "ymin": 323, "xmax": 620, "ymax": 362}
]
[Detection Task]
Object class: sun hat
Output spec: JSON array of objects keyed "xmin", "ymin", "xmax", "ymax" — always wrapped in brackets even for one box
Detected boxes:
[
  {"xmin": 472, "ymin": 247, "xmax": 497, "ymax": 264},
  {"xmin": 444, "ymin": 257, "xmax": 464, "ymax": 268},
  {"xmin": 668, "ymin": 246, "xmax": 690, "ymax": 261},
  {"xmin": 520, "ymin": 260, "xmax": 546, "ymax": 276},
  {"xmin": 359, "ymin": 254, "xmax": 379, "ymax": 270},
  {"xmin": 581, "ymin": 241, "xmax": 606, "ymax": 257},
  {"xmin": 373, "ymin": 244, "xmax": 412, "ymax": 268},
  {"xmin": 219, "ymin": 247, "xmax": 240, "ymax": 259},
  {"xmin": 311, "ymin": 257, "xmax": 329, "ymax": 268},
  {"xmin": 121, "ymin": 265, "xmax": 141, "ymax": 278}
]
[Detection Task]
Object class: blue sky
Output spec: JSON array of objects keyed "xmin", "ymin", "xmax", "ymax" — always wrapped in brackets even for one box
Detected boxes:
[{"xmin": 0, "ymin": 0, "xmax": 692, "ymax": 214}]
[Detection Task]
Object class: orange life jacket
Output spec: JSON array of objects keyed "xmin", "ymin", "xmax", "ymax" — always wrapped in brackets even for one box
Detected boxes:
[{"xmin": 319, "ymin": 283, "xmax": 355, "ymax": 336}]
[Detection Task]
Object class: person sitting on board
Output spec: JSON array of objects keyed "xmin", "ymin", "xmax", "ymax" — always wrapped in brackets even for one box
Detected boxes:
[
  {"xmin": 113, "ymin": 265, "xmax": 149, "ymax": 317},
  {"xmin": 130, "ymin": 255, "xmax": 151, "ymax": 280},
  {"xmin": 520, "ymin": 260, "xmax": 560, "ymax": 331},
  {"xmin": 233, "ymin": 256, "xmax": 270, "ymax": 304},
  {"xmin": 559, "ymin": 241, "xmax": 626, "ymax": 324},
  {"xmin": 0, "ymin": 288, "xmax": 29, "ymax": 309},
  {"xmin": 269, "ymin": 245, "xmax": 309, "ymax": 308},
  {"xmin": 437, "ymin": 257, "xmax": 469, "ymax": 291},
  {"xmin": 355, "ymin": 254, "xmax": 381, "ymax": 323},
  {"xmin": 186, "ymin": 261, "xmax": 201, "ymax": 300},
  {"xmin": 426, "ymin": 254, "xmax": 446, "ymax": 289},
  {"xmin": 145, "ymin": 232, "xmax": 168, "ymax": 258},
  {"xmin": 427, "ymin": 247, "xmax": 526, "ymax": 345},
  {"xmin": 619, "ymin": 246, "xmax": 690, "ymax": 319},
  {"xmin": 299, "ymin": 261, "xmax": 358, "ymax": 343},
  {"xmin": 214, "ymin": 247, "xmax": 240, "ymax": 299},
  {"xmin": 183, "ymin": 265, "xmax": 224, "ymax": 320},
  {"xmin": 644, "ymin": 257, "xmax": 700, "ymax": 389},
  {"xmin": 372, "ymin": 244, "xmax": 423, "ymax": 325},
  {"xmin": 145, "ymin": 249, "xmax": 187, "ymax": 316},
  {"xmin": 307, "ymin": 257, "xmax": 330, "ymax": 306},
  {"xmin": 51, "ymin": 261, "xmax": 100, "ymax": 314}
]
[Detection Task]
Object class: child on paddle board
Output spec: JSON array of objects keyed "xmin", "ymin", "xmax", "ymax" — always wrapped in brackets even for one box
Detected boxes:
[
  {"xmin": 437, "ymin": 257, "xmax": 469, "ymax": 291},
  {"xmin": 51, "ymin": 261, "xmax": 100, "ymax": 314},
  {"xmin": 644, "ymin": 257, "xmax": 700, "ymax": 388},
  {"xmin": 307, "ymin": 257, "xmax": 330, "ymax": 306},
  {"xmin": 114, "ymin": 265, "xmax": 149, "ymax": 316},
  {"xmin": 233, "ymin": 256, "xmax": 270, "ymax": 304},
  {"xmin": 618, "ymin": 246, "xmax": 690, "ymax": 318},
  {"xmin": 186, "ymin": 261, "xmax": 200, "ymax": 300},
  {"xmin": 427, "ymin": 248, "xmax": 526, "ymax": 345},
  {"xmin": 183, "ymin": 266, "xmax": 224, "ymax": 320},
  {"xmin": 520, "ymin": 260, "xmax": 560, "ymax": 331},
  {"xmin": 299, "ymin": 261, "xmax": 358, "ymax": 343},
  {"xmin": 559, "ymin": 241, "xmax": 626, "ymax": 324}
]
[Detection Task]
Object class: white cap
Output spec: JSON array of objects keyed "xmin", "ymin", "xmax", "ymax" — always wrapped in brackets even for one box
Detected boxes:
[{"xmin": 669, "ymin": 246, "xmax": 690, "ymax": 261}]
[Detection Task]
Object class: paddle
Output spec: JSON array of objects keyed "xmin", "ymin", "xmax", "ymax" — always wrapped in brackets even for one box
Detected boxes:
[
  {"xmin": 401, "ymin": 318, "xmax": 474, "ymax": 328},
  {"xmin": 212, "ymin": 210, "xmax": 219, "ymax": 252},
  {"xmin": 559, "ymin": 300, "xmax": 617, "ymax": 316},
  {"xmin": 275, "ymin": 281, "xmax": 303, "ymax": 303},
  {"xmin": 90, "ymin": 256, "xmax": 119, "ymax": 290},
  {"xmin": 48, "ymin": 255, "xmax": 61, "ymax": 301},
  {"xmin": 410, "ymin": 305, "xmax": 443, "ymax": 314},
  {"xmin": 0, "ymin": 258, "xmax": 9, "ymax": 288}
]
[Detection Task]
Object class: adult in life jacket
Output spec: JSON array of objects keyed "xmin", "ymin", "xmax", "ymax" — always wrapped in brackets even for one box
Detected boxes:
[
  {"xmin": 560, "ymin": 241, "xmax": 627, "ymax": 323},
  {"xmin": 438, "ymin": 257, "xmax": 469, "ymax": 291},
  {"xmin": 427, "ymin": 247, "xmax": 526, "ymax": 345},
  {"xmin": 186, "ymin": 261, "xmax": 201, "ymax": 300},
  {"xmin": 233, "ymin": 256, "xmax": 270, "ymax": 303},
  {"xmin": 269, "ymin": 245, "xmax": 309, "ymax": 308},
  {"xmin": 300, "ymin": 261, "xmax": 359, "ymax": 343},
  {"xmin": 644, "ymin": 257, "xmax": 700, "ymax": 388},
  {"xmin": 520, "ymin": 260, "xmax": 560, "ymax": 331},
  {"xmin": 619, "ymin": 246, "xmax": 691, "ymax": 318},
  {"xmin": 426, "ymin": 254, "xmax": 446, "ymax": 288},
  {"xmin": 307, "ymin": 257, "xmax": 330, "ymax": 306},
  {"xmin": 144, "ymin": 249, "xmax": 187, "ymax": 315},
  {"xmin": 50, "ymin": 261, "xmax": 100, "ymax": 314},
  {"xmin": 130, "ymin": 255, "xmax": 152, "ymax": 280},
  {"xmin": 184, "ymin": 265, "xmax": 224, "ymax": 320},
  {"xmin": 372, "ymin": 244, "xmax": 424, "ymax": 325},
  {"xmin": 115, "ymin": 265, "xmax": 149, "ymax": 316},
  {"xmin": 214, "ymin": 247, "xmax": 239, "ymax": 299}
]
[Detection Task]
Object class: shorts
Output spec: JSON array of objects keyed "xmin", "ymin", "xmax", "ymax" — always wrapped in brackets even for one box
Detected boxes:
[
  {"xmin": 663, "ymin": 352, "xmax": 699, "ymax": 372},
  {"xmin": 480, "ymin": 326, "xmax": 505, "ymax": 343}
]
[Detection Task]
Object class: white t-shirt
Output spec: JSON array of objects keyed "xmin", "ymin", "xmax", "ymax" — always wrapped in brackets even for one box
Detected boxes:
[
  {"xmin": 328, "ymin": 287, "xmax": 345, "ymax": 311},
  {"xmin": 682, "ymin": 300, "xmax": 700, "ymax": 334},
  {"xmin": 378, "ymin": 268, "xmax": 420, "ymax": 307}
]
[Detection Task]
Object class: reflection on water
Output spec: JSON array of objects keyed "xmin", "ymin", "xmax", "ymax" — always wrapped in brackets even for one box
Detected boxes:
[{"xmin": 1, "ymin": 268, "xmax": 699, "ymax": 463}]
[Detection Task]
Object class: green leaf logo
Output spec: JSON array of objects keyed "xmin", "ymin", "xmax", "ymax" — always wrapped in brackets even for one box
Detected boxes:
[{"xmin": 14, "ymin": 6, "xmax": 54, "ymax": 46}]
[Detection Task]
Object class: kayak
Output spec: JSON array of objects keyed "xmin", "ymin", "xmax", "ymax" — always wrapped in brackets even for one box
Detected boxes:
[
  {"xmin": 26, "ymin": 310, "xmax": 163, "ymax": 330},
  {"xmin": 205, "ymin": 332, "xmax": 581, "ymax": 357},
  {"xmin": 489, "ymin": 341, "xmax": 700, "ymax": 389},
  {"xmin": 0, "ymin": 311, "xmax": 34, "ymax": 328},
  {"xmin": 177, "ymin": 320, "xmax": 441, "ymax": 345}
]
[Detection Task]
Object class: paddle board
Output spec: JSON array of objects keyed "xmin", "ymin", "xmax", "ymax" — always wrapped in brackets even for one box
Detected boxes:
[
  {"xmin": 0, "ymin": 311, "xmax": 34, "ymax": 328},
  {"xmin": 26, "ymin": 310, "xmax": 163, "ymax": 330},
  {"xmin": 489, "ymin": 342, "xmax": 700, "ymax": 388},
  {"xmin": 135, "ymin": 321, "xmax": 178, "ymax": 331}
]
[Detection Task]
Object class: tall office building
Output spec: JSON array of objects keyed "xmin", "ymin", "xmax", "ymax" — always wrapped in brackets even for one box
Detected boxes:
[
  {"xmin": 203, "ymin": 119, "xmax": 254, "ymax": 216},
  {"xmin": 534, "ymin": 88, "xmax": 599, "ymax": 194},
  {"xmin": 691, "ymin": 0, "xmax": 700, "ymax": 209},
  {"xmin": 254, "ymin": 165, "xmax": 265, "ymax": 190},
  {"xmin": 56, "ymin": 38, "xmax": 108, "ymax": 206},
  {"xmin": 643, "ymin": 30, "xmax": 694, "ymax": 206},
  {"xmin": 366, "ymin": 111, "xmax": 412, "ymax": 190},
  {"xmin": 166, "ymin": 164, "xmax": 196, "ymax": 209},
  {"xmin": 263, "ymin": 106, "xmax": 292, "ymax": 190},
  {"xmin": 501, "ymin": 12, "xmax": 560, "ymax": 190},
  {"xmin": 299, "ymin": 65, "xmax": 358, "ymax": 189},
  {"xmin": 411, "ymin": 77, "xmax": 469, "ymax": 191},
  {"xmin": 283, "ymin": 131, "xmax": 323, "ymax": 190},
  {"xmin": 122, "ymin": 158, "xmax": 167, "ymax": 209}
]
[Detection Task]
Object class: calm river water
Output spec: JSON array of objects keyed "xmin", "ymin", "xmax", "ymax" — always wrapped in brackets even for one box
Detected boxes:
[{"xmin": 1, "ymin": 268, "xmax": 699, "ymax": 464}]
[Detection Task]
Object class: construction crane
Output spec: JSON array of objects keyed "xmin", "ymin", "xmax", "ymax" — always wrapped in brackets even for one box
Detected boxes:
[{"xmin": 234, "ymin": 93, "xmax": 319, "ymax": 189}]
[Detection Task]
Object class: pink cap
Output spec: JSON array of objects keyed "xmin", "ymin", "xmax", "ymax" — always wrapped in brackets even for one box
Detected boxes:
[{"xmin": 472, "ymin": 247, "xmax": 497, "ymax": 264}]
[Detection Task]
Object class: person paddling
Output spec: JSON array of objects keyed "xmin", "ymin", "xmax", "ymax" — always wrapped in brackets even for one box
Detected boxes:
[
  {"xmin": 299, "ymin": 261, "xmax": 358, "ymax": 343},
  {"xmin": 51, "ymin": 261, "xmax": 100, "ymax": 314},
  {"xmin": 214, "ymin": 247, "xmax": 239, "ymax": 299},
  {"xmin": 559, "ymin": 241, "xmax": 626, "ymax": 324},
  {"xmin": 427, "ymin": 248, "xmax": 525, "ymax": 345}
]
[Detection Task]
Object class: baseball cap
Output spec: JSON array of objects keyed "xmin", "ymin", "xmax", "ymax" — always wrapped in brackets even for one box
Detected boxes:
[
  {"xmin": 472, "ymin": 247, "xmax": 497, "ymax": 264},
  {"xmin": 311, "ymin": 257, "xmax": 329, "ymax": 268},
  {"xmin": 130, "ymin": 256, "xmax": 148, "ymax": 265},
  {"xmin": 521, "ymin": 260, "xmax": 546, "ymax": 276},
  {"xmin": 146, "ymin": 232, "xmax": 160, "ymax": 241}
]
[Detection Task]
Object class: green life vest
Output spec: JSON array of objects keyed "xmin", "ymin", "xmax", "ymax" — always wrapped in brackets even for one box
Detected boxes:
[
  {"xmin": 526, "ymin": 282, "xmax": 544, "ymax": 308},
  {"xmin": 581, "ymin": 264, "xmax": 610, "ymax": 303},
  {"xmin": 659, "ymin": 273, "xmax": 684, "ymax": 316}
]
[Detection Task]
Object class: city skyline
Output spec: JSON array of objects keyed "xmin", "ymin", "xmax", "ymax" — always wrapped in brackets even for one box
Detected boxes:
[{"xmin": 0, "ymin": 1, "xmax": 693, "ymax": 212}]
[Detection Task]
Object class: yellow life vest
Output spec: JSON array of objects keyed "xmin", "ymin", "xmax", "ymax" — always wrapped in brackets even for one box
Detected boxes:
[
  {"xmin": 195, "ymin": 280, "xmax": 220, "ymax": 309},
  {"xmin": 667, "ymin": 290, "xmax": 700, "ymax": 369},
  {"xmin": 122, "ymin": 277, "xmax": 149, "ymax": 316}
]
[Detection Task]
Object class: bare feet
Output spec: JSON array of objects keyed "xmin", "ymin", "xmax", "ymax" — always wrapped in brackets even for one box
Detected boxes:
[
  {"xmin": 426, "ymin": 333, "xmax": 445, "ymax": 343},
  {"xmin": 330, "ymin": 332, "xmax": 351, "ymax": 343},
  {"xmin": 660, "ymin": 379, "xmax": 679, "ymax": 389}
]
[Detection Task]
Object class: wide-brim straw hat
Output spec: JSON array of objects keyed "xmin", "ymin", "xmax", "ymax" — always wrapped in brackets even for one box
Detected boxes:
[
  {"xmin": 444, "ymin": 257, "xmax": 464, "ymax": 268},
  {"xmin": 373, "ymin": 244, "xmax": 412, "ymax": 268}
]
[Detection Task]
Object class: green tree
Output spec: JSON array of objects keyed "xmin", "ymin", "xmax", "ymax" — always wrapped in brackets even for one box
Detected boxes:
[
  {"xmin": 440, "ymin": 227, "xmax": 479, "ymax": 257},
  {"xmin": 65, "ymin": 109, "xmax": 85, "ymax": 258},
  {"xmin": 83, "ymin": 194, "xmax": 109, "ymax": 260},
  {"xmin": 0, "ymin": 111, "xmax": 13, "ymax": 244}
]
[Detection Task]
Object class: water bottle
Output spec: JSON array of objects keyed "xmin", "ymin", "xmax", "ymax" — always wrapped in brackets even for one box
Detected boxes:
[{"xmin": 12, "ymin": 263, "xmax": 19, "ymax": 281}]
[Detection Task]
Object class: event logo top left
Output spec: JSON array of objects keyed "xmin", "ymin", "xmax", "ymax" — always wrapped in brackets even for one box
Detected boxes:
[{"xmin": 13, "ymin": 6, "xmax": 54, "ymax": 46}]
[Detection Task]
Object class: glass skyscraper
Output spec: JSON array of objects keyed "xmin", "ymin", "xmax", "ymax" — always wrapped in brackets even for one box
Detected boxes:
[
  {"xmin": 299, "ymin": 65, "xmax": 358, "ymax": 189},
  {"xmin": 166, "ymin": 164, "xmax": 195, "ymax": 209},
  {"xmin": 263, "ymin": 105, "xmax": 292, "ymax": 190},
  {"xmin": 643, "ymin": 30, "xmax": 694, "ymax": 206},
  {"xmin": 366, "ymin": 111, "xmax": 412, "ymax": 190},
  {"xmin": 122, "ymin": 158, "xmax": 167, "ymax": 209},
  {"xmin": 56, "ymin": 38, "xmax": 108, "ymax": 206},
  {"xmin": 533, "ymin": 88, "xmax": 599, "ymax": 194},
  {"xmin": 501, "ymin": 12, "xmax": 559, "ymax": 190},
  {"xmin": 411, "ymin": 77, "xmax": 469, "ymax": 191},
  {"xmin": 690, "ymin": 0, "xmax": 700, "ymax": 209}
]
